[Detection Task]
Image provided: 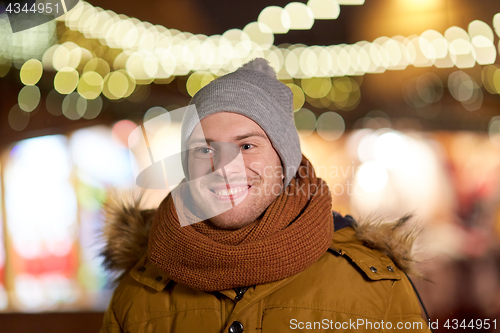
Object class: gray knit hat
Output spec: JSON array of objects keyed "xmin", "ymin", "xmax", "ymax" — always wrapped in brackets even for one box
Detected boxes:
[{"xmin": 181, "ymin": 58, "xmax": 302, "ymax": 187}]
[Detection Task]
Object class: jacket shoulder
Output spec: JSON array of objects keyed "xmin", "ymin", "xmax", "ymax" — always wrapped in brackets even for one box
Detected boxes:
[
  {"xmin": 324, "ymin": 216, "xmax": 429, "ymax": 327},
  {"xmin": 330, "ymin": 212, "xmax": 422, "ymax": 279},
  {"xmin": 329, "ymin": 226, "xmax": 403, "ymax": 281},
  {"xmin": 263, "ymin": 229, "xmax": 427, "ymax": 327}
]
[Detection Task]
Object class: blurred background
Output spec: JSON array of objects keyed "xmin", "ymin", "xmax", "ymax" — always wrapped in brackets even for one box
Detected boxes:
[{"xmin": 1, "ymin": 0, "xmax": 500, "ymax": 332}]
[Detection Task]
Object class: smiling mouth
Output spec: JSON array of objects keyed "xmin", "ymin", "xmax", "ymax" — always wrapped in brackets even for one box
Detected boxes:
[{"xmin": 209, "ymin": 185, "xmax": 250, "ymax": 197}]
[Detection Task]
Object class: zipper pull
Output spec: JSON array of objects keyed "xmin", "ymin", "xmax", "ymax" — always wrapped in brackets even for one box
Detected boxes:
[
  {"xmin": 234, "ymin": 287, "xmax": 248, "ymax": 302},
  {"xmin": 329, "ymin": 247, "xmax": 343, "ymax": 255}
]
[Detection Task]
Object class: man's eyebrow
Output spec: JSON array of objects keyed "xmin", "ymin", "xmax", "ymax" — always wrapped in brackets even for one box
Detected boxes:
[
  {"xmin": 233, "ymin": 131, "xmax": 268, "ymax": 141},
  {"xmin": 188, "ymin": 137, "xmax": 210, "ymax": 145},
  {"xmin": 188, "ymin": 132, "xmax": 268, "ymax": 144}
]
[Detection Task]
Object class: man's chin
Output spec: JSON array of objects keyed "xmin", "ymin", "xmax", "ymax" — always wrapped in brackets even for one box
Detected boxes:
[{"xmin": 208, "ymin": 210, "xmax": 258, "ymax": 230}]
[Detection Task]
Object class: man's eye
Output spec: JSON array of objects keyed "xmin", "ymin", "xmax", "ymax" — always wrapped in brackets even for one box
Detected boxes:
[
  {"xmin": 197, "ymin": 147, "xmax": 213, "ymax": 154},
  {"xmin": 241, "ymin": 144, "xmax": 253, "ymax": 150}
]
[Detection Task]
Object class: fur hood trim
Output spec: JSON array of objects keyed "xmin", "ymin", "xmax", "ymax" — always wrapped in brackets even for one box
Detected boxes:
[
  {"xmin": 354, "ymin": 215, "xmax": 423, "ymax": 278},
  {"xmin": 100, "ymin": 194, "xmax": 422, "ymax": 277},
  {"xmin": 100, "ymin": 193, "xmax": 156, "ymax": 277}
]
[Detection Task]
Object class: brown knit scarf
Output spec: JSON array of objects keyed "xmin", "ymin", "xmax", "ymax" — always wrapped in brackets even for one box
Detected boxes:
[{"xmin": 148, "ymin": 155, "xmax": 334, "ymax": 291}]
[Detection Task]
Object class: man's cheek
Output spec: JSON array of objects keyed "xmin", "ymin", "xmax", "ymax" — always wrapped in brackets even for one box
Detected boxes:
[
  {"xmin": 259, "ymin": 164, "xmax": 276, "ymax": 178},
  {"xmin": 250, "ymin": 185, "xmax": 262, "ymax": 196},
  {"xmin": 248, "ymin": 161, "xmax": 261, "ymax": 170}
]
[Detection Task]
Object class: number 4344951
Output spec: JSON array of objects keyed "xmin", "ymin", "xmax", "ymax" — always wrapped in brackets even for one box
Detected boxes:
[
  {"xmin": 443, "ymin": 318, "xmax": 496, "ymax": 330},
  {"xmin": 5, "ymin": 2, "xmax": 60, "ymax": 14}
]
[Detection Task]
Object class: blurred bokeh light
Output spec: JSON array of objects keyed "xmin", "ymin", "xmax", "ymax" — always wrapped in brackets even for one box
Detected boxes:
[{"xmin": 0, "ymin": 0, "xmax": 499, "ymax": 327}]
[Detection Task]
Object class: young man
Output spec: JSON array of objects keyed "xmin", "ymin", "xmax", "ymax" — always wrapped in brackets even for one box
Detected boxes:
[{"xmin": 100, "ymin": 59, "xmax": 431, "ymax": 332}]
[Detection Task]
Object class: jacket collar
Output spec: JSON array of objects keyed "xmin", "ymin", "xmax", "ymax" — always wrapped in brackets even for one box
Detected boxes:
[
  {"xmin": 128, "ymin": 222, "xmax": 404, "ymax": 294},
  {"xmin": 129, "ymin": 254, "xmax": 171, "ymax": 291},
  {"xmin": 329, "ymin": 226, "xmax": 402, "ymax": 281}
]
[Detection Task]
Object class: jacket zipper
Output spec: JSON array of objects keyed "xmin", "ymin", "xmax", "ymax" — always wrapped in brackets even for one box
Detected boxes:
[{"xmin": 233, "ymin": 287, "xmax": 248, "ymax": 302}]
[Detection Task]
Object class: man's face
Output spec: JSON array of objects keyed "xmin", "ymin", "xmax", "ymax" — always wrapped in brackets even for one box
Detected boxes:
[{"xmin": 187, "ymin": 112, "xmax": 283, "ymax": 229}]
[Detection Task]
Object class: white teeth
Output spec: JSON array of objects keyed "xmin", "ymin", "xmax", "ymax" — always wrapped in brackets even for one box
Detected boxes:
[{"xmin": 214, "ymin": 186, "xmax": 247, "ymax": 196}]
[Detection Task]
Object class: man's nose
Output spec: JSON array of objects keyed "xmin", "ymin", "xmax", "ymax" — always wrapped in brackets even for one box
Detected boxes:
[{"xmin": 211, "ymin": 143, "xmax": 245, "ymax": 176}]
